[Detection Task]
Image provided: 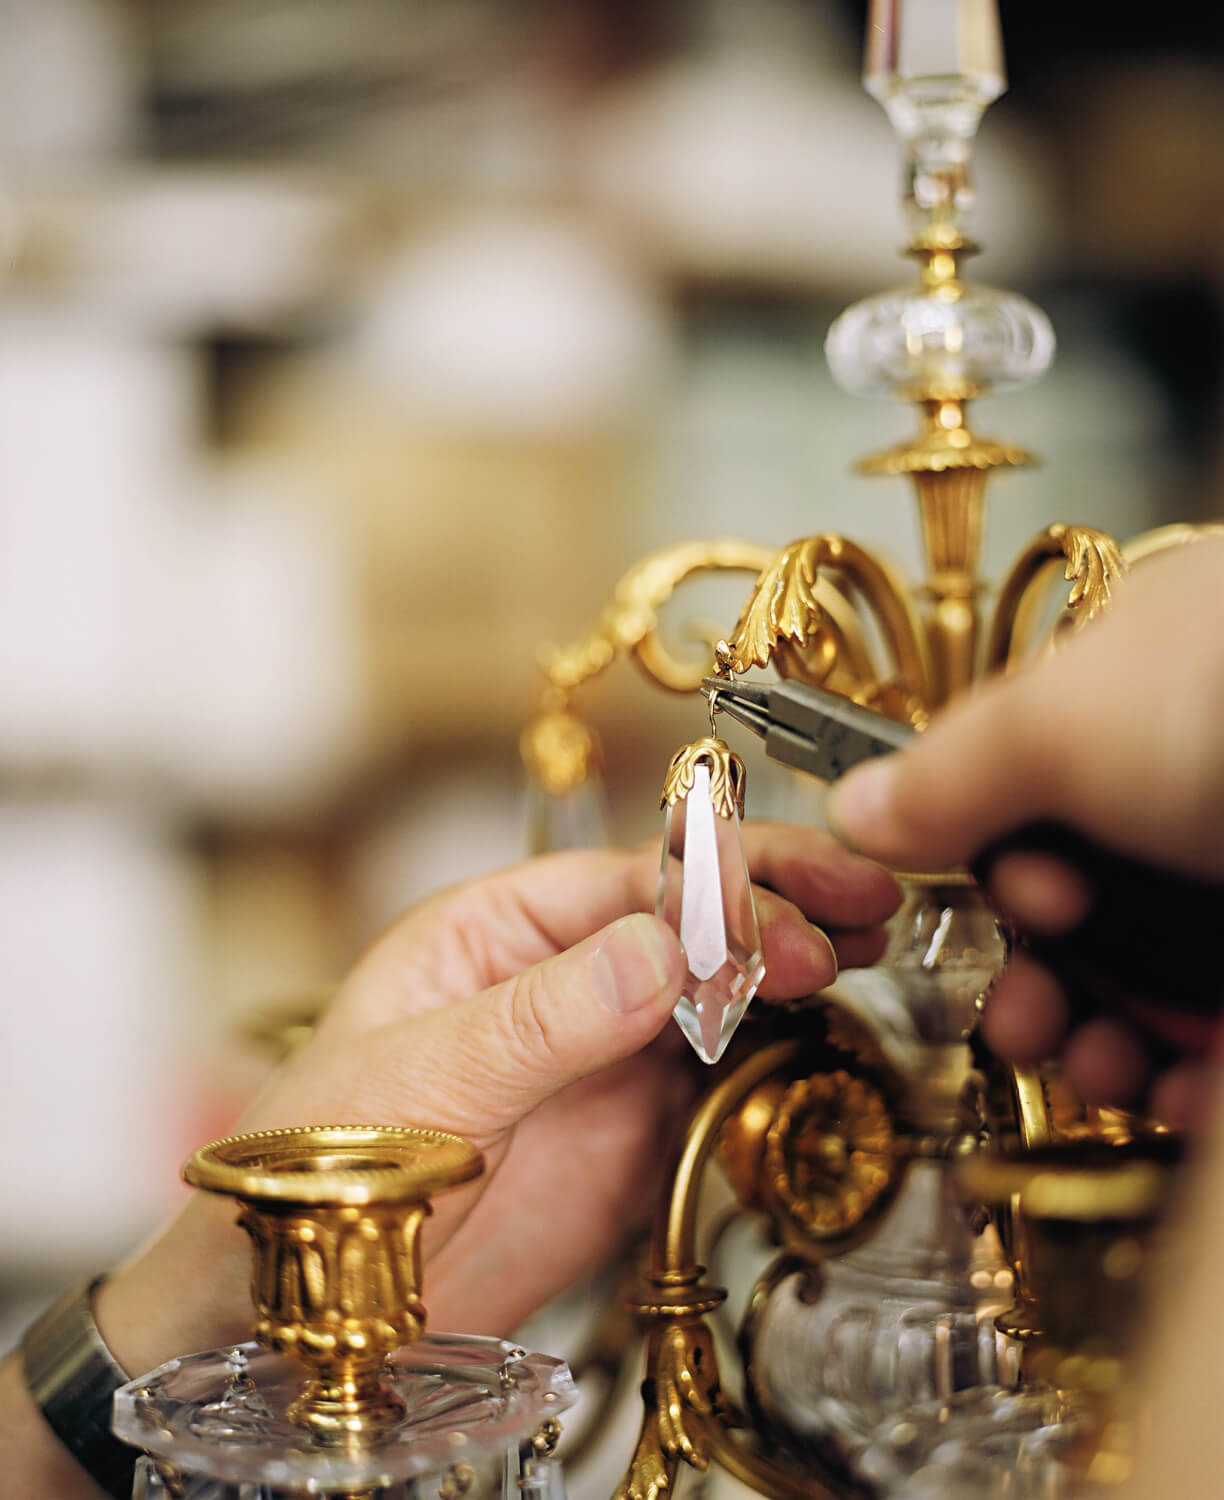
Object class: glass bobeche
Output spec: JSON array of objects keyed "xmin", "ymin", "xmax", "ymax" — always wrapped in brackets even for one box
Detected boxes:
[{"xmin": 114, "ymin": 1332, "xmax": 575, "ymax": 1497}]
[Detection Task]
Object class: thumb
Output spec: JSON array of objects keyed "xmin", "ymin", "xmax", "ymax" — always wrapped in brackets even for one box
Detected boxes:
[{"xmin": 384, "ymin": 913, "xmax": 686, "ymax": 1136}]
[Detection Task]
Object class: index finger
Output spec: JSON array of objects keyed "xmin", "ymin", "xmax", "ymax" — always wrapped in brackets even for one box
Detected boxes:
[{"xmin": 334, "ymin": 824, "xmax": 898, "ymax": 1028}]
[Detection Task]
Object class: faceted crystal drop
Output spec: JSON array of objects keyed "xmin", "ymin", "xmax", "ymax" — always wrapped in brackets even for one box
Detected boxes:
[
  {"xmin": 525, "ymin": 775, "xmax": 611, "ymax": 854},
  {"xmin": 656, "ymin": 764, "xmax": 765, "ymax": 1064}
]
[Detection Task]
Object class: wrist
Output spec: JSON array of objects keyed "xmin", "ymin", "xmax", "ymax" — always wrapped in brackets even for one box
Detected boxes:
[{"xmin": 94, "ymin": 1192, "xmax": 253, "ymax": 1381}]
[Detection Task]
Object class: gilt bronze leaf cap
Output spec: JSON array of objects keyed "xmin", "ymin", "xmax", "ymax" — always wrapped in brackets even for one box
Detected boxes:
[{"xmin": 659, "ymin": 737, "xmax": 747, "ymax": 820}]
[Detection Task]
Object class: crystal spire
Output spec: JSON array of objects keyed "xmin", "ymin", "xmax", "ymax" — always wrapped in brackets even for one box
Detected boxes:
[
  {"xmin": 657, "ymin": 739, "xmax": 764, "ymax": 1064},
  {"xmin": 864, "ymin": 0, "xmax": 1004, "ymax": 237},
  {"xmin": 827, "ymin": 0, "xmax": 1054, "ymax": 406}
]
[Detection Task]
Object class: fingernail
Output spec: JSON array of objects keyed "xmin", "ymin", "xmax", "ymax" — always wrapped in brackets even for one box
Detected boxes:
[
  {"xmin": 813, "ymin": 926, "xmax": 838, "ymax": 981},
  {"xmin": 827, "ymin": 757, "xmax": 897, "ymax": 846},
  {"xmin": 593, "ymin": 915, "xmax": 681, "ymax": 1015}
]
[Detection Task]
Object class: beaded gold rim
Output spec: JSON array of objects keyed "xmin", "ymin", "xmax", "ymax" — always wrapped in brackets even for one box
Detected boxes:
[{"xmin": 183, "ymin": 1125, "xmax": 484, "ymax": 1206}]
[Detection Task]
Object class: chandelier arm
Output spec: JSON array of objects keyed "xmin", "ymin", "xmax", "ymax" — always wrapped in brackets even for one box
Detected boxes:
[
  {"xmin": 986, "ymin": 551, "xmax": 1066, "ymax": 674},
  {"xmin": 985, "ymin": 523, "xmax": 1127, "ymax": 675},
  {"xmin": 771, "ymin": 573, "xmax": 878, "ymax": 691},
  {"xmin": 728, "ymin": 535, "xmax": 932, "ymax": 716},
  {"xmin": 656, "ymin": 1040, "xmax": 802, "ymax": 1275},
  {"xmin": 612, "ymin": 1043, "xmax": 812, "ymax": 1500},
  {"xmin": 1121, "ymin": 521, "xmax": 1224, "ymax": 569},
  {"xmin": 824, "ymin": 537, "xmax": 934, "ymax": 707},
  {"xmin": 539, "ymin": 538, "xmax": 776, "ymax": 698}
]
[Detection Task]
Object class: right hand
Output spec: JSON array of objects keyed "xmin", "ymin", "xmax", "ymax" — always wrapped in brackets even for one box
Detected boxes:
[{"xmin": 828, "ymin": 536, "xmax": 1224, "ymax": 1126}]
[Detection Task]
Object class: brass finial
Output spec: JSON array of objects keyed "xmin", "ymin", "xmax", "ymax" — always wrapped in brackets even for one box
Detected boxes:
[{"xmin": 184, "ymin": 1125, "xmax": 483, "ymax": 1445}]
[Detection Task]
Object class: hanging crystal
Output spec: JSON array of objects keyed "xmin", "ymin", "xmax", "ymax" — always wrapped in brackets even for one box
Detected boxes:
[
  {"xmin": 521, "ymin": 705, "xmax": 611, "ymax": 854},
  {"xmin": 656, "ymin": 737, "xmax": 764, "ymax": 1064}
]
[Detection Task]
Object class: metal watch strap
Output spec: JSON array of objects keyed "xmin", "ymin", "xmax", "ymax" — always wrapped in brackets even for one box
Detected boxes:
[{"xmin": 20, "ymin": 1275, "xmax": 139, "ymax": 1500}]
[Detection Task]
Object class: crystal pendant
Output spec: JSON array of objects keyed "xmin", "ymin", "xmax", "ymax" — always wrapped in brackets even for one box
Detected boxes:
[
  {"xmin": 521, "ymin": 707, "xmax": 611, "ymax": 853},
  {"xmin": 656, "ymin": 739, "xmax": 764, "ymax": 1064},
  {"xmin": 525, "ymin": 775, "xmax": 610, "ymax": 854}
]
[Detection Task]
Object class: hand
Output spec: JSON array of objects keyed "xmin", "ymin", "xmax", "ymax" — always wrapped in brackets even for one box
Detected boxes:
[
  {"xmin": 94, "ymin": 826, "xmax": 899, "ymax": 1383},
  {"xmin": 827, "ymin": 537, "xmax": 1224, "ymax": 1127}
]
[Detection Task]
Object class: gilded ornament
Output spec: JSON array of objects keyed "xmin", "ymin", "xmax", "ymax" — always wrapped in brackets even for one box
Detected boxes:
[
  {"xmin": 857, "ymin": 395, "xmax": 1033, "ymax": 476},
  {"xmin": 614, "ymin": 1317, "xmax": 727, "ymax": 1500},
  {"xmin": 184, "ymin": 1125, "xmax": 483, "ymax": 1443},
  {"xmin": 529, "ymin": 1418, "xmax": 564, "ymax": 1460},
  {"xmin": 764, "ymin": 1071, "xmax": 896, "ymax": 1241},
  {"xmin": 438, "ymin": 1462, "xmax": 476, "ymax": 1500},
  {"xmin": 540, "ymin": 629, "xmax": 617, "ymax": 695},
  {"xmin": 616, "ymin": 1425, "xmax": 674, "ymax": 1500},
  {"xmin": 520, "ymin": 708, "xmax": 600, "ymax": 795},
  {"xmin": 540, "ymin": 539, "xmax": 775, "ymax": 698},
  {"xmin": 725, "ymin": 539, "xmax": 825, "ymax": 673},
  {"xmin": 1057, "ymin": 524, "xmax": 1126, "ymax": 622},
  {"xmin": 654, "ymin": 1321, "xmax": 724, "ymax": 1466},
  {"xmin": 659, "ymin": 737, "xmax": 746, "ymax": 821},
  {"xmin": 988, "ymin": 523, "xmax": 1127, "ymax": 672},
  {"xmin": 724, "ymin": 535, "xmax": 932, "ymax": 710}
]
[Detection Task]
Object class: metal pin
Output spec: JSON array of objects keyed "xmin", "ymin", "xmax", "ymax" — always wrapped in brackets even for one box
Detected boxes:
[{"xmin": 707, "ymin": 687, "xmax": 721, "ymax": 738}]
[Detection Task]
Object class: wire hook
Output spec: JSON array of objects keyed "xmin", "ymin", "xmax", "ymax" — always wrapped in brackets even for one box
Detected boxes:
[{"xmin": 707, "ymin": 686, "xmax": 722, "ymax": 739}]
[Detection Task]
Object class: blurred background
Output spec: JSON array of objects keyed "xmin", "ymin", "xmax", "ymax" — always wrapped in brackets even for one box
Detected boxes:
[{"xmin": 1, "ymin": 0, "xmax": 1223, "ymax": 1356}]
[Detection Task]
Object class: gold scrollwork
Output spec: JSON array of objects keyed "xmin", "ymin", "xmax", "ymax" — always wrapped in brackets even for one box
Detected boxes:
[
  {"xmin": 540, "ymin": 539, "xmax": 776, "ymax": 697},
  {"xmin": 660, "ymin": 737, "xmax": 746, "ymax": 820},
  {"xmin": 535, "ymin": 535, "xmax": 902, "ymax": 710}
]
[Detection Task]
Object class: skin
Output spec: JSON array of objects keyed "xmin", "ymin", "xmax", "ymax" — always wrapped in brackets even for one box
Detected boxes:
[
  {"xmin": 2, "ymin": 825, "xmax": 899, "ymax": 1499},
  {"xmin": 828, "ymin": 536, "xmax": 1224, "ymax": 1125}
]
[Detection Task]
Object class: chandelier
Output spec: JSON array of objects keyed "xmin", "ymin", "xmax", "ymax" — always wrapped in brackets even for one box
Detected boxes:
[
  {"xmin": 93, "ymin": 3, "xmax": 1213, "ymax": 1498},
  {"xmin": 518, "ymin": 3, "xmax": 1209, "ymax": 1497}
]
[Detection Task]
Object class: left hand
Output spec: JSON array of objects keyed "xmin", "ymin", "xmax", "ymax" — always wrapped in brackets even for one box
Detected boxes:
[{"xmin": 95, "ymin": 826, "xmax": 899, "ymax": 1376}]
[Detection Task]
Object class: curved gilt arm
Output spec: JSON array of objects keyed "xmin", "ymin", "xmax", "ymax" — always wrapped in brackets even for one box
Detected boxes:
[
  {"xmin": 726, "ymin": 535, "xmax": 932, "ymax": 715},
  {"xmin": 542, "ymin": 539, "xmax": 776, "ymax": 696},
  {"xmin": 1121, "ymin": 520, "xmax": 1224, "ymax": 568},
  {"xmin": 986, "ymin": 523, "xmax": 1126, "ymax": 674},
  {"xmin": 614, "ymin": 1039, "xmax": 850, "ymax": 1500},
  {"xmin": 614, "ymin": 1045, "xmax": 795, "ymax": 1500}
]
